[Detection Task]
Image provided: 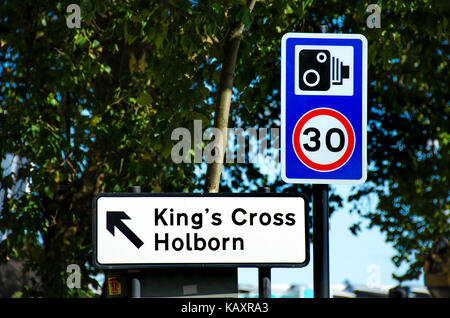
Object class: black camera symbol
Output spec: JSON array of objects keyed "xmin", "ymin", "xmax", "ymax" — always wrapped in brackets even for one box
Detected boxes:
[{"xmin": 298, "ymin": 49, "xmax": 350, "ymax": 91}]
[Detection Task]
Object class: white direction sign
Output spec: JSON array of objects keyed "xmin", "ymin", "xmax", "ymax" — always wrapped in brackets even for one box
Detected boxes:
[{"xmin": 93, "ymin": 193, "xmax": 309, "ymax": 269}]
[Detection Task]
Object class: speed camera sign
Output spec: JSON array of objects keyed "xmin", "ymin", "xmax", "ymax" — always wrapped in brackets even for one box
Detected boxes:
[{"xmin": 281, "ymin": 33, "xmax": 367, "ymax": 184}]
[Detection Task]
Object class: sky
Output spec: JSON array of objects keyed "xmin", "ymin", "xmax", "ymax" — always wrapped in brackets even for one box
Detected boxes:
[{"xmin": 237, "ymin": 184, "xmax": 425, "ymax": 288}]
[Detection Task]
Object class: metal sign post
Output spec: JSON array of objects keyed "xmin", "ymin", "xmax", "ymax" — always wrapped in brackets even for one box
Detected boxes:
[
  {"xmin": 128, "ymin": 186, "xmax": 142, "ymax": 298},
  {"xmin": 258, "ymin": 187, "xmax": 272, "ymax": 299},
  {"xmin": 313, "ymin": 184, "xmax": 329, "ymax": 298},
  {"xmin": 314, "ymin": 25, "xmax": 330, "ymax": 300},
  {"xmin": 258, "ymin": 267, "xmax": 271, "ymax": 298}
]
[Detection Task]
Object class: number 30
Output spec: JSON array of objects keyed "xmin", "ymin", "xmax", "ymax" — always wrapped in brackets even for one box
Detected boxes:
[{"xmin": 303, "ymin": 127, "xmax": 345, "ymax": 152}]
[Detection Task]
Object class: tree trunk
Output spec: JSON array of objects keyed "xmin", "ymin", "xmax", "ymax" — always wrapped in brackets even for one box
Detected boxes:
[{"xmin": 204, "ymin": 0, "xmax": 257, "ymax": 193}]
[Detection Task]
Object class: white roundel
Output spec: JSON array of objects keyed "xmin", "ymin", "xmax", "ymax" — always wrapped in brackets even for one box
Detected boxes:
[{"xmin": 299, "ymin": 115, "xmax": 347, "ymax": 165}]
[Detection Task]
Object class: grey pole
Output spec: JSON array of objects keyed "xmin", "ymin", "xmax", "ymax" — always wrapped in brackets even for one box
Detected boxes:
[
  {"xmin": 258, "ymin": 187, "xmax": 271, "ymax": 298},
  {"xmin": 313, "ymin": 24, "xmax": 331, "ymax": 299},
  {"xmin": 128, "ymin": 185, "xmax": 141, "ymax": 298},
  {"xmin": 130, "ymin": 274, "xmax": 141, "ymax": 298},
  {"xmin": 258, "ymin": 268, "xmax": 271, "ymax": 298},
  {"xmin": 313, "ymin": 184, "xmax": 329, "ymax": 298}
]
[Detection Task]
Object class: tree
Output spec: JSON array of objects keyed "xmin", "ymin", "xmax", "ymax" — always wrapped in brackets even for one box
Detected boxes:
[
  {"xmin": 0, "ymin": 0, "xmax": 219, "ymax": 296},
  {"xmin": 0, "ymin": 0, "xmax": 447, "ymax": 297},
  {"xmin": 346, "ymin": 0, "xmax": 449, "ymax": 283}
]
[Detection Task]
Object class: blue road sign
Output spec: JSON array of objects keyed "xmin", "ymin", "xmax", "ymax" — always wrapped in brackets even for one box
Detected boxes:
[{"xmin": 281, "ymin": 33, "xmax": 367, "ymax": 184}]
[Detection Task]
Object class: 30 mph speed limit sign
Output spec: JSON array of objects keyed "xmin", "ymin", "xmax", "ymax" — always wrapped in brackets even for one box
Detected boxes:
[
  {"xmin": 281, "ymin": 33, "xmax": 367, "ymax": 184},
  {"xmin": 293, "ymin": 108, "xmax": 355, "ymax": 172}
]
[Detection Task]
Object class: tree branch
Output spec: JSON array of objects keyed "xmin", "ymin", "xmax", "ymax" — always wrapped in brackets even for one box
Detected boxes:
[{"xmin": 204, "ymin": 0, "xmax": 257, "ymax": 193}]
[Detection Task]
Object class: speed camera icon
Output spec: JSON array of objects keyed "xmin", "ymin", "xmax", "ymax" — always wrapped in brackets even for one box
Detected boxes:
[
  {"xmin": 295, "ymin": 45, "xmax": 354, "ymax": 96},
  {"xmin": 299, "ymin": 49, "xmax": 350, "ymax": 91}
]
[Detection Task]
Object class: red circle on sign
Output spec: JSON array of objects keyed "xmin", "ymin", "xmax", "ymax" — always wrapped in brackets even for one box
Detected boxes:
[{"xmin": 292, "ymin": 108, "xmax": 355, "ymax": 172}]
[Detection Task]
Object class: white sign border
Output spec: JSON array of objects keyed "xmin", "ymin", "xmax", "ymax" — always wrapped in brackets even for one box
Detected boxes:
[
  {"xmin": 93, "ymin": 192, "xmax": 310, "ymax": 270},
  {"xmin": 281, "ymin": 32, "xmax": 367, "ymax": 184}
]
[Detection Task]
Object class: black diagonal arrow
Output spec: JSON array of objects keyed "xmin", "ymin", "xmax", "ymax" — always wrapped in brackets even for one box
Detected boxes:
[{"xmin": 106, "ymin": 211, "xmax": 144, "ymax": 249}]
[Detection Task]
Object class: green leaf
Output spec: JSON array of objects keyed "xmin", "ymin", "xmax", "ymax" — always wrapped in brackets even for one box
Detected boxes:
[
  {"xmin": 235, "ymin": 6, "xmax": 252, "ymax": 27},
  {"xmin": 136, "ymin": 91, "xmax": 153, "ymax": 106}
]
